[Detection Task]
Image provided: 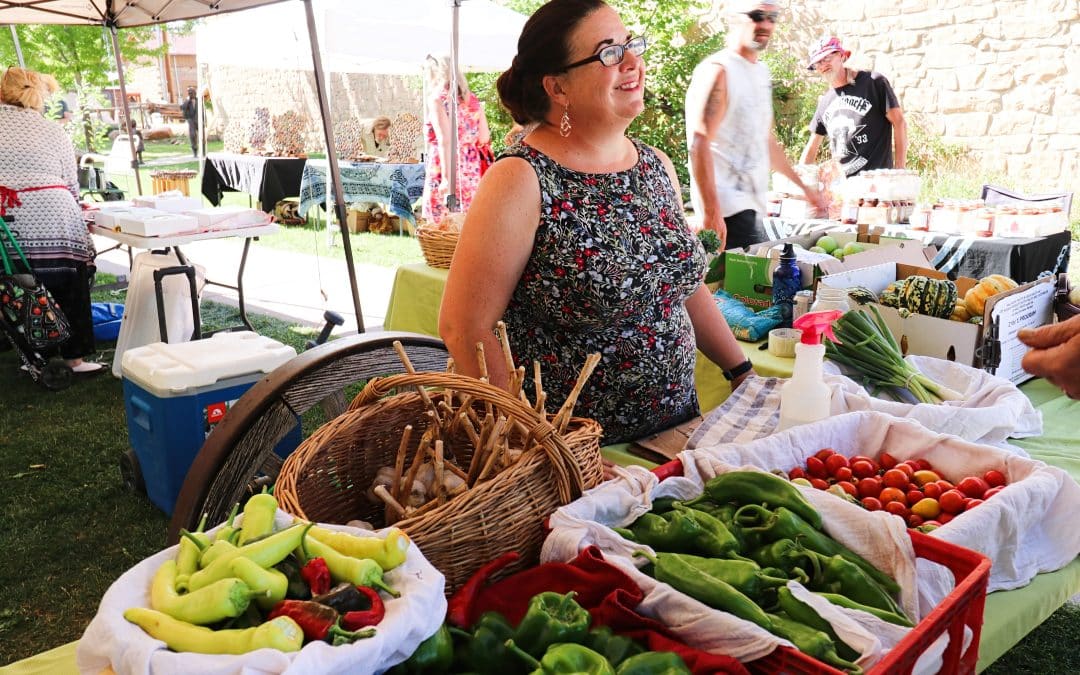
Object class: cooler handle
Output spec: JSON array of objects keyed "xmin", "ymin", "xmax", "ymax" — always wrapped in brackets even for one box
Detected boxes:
[{"xmin": 130, "ymin": 395, "xmax": 153, "ymax": 432}]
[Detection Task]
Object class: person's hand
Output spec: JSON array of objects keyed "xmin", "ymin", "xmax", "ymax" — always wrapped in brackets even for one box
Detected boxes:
[
  {"xmin": 731, "ymin": 368, "xmax": 755, "ymax": 392},
  {"xmin": 1018, "ymin": 316, "xmax": 1080, "ymax": 399},
  {"xmin": 602, "ymin": 458, "xmax": 619, "ymax": 481},
  {"xmin": 803, "ymin": 185, "xmax": 828, "ymax": 214},
  {"xmin": 703, "ymin": 212, "xmax": 728, "ymax": 251}
]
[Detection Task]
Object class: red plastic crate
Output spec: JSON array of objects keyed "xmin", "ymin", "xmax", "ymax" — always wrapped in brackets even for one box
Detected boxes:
[{"xmin": 652, "ymin": 459, "xmax": 991, "ymax": 675}]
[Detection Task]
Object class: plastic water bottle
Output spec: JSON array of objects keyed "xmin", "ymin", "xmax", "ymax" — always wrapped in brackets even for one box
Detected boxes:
[{"xmin": 772, "ymin": 243, "xmax": 802, "ymax": 329}]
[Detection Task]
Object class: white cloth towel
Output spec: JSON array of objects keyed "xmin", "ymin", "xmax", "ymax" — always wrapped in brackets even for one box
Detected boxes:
[{"xmin": 76, "ymin": 511, "xmax": 446, "ymax": 675}]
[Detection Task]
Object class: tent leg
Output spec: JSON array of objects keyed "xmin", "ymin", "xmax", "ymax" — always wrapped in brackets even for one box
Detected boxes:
[
  {"xmin": 303, "ymin": 0, "xmax": 365, "ymax": 333},
  {"xmin": 109, "ymin": 25, "xmax": 143, "ymax": 196},
  {"xmin": 9, "ymin": 26, "xmax": 25, "ymax": 68}
]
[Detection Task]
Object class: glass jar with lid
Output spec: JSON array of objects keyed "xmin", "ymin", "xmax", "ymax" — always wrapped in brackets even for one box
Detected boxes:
[{"xmin": 810, "ymin": 286, "xmax": 852, "ymax": 314}]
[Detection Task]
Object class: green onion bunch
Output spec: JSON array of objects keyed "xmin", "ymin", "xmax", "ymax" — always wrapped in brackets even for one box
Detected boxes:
[{"xmin": 825, "ymin": 306, "xmax": 963, "ymax": 404}]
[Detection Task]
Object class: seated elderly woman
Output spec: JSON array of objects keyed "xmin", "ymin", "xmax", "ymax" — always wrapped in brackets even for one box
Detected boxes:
[
  {"xmin": 439, "ymin": 0, "xmax": 754, "ymax": 445},
  {"xmin": 360, "ymin": 116, "xmax": 393, "ymax": 159}
]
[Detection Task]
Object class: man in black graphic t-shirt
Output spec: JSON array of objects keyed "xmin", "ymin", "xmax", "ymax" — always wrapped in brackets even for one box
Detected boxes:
[{"xmin": 799, "ymin": 37, "xmax": 907, "ymax": 177}]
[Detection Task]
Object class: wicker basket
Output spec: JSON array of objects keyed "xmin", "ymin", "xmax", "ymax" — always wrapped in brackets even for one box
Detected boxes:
[
  {"xmin": 416, "ymin": 227, "xmax": 459, "ymax": 269},
  {"xmin": 276, "ymin": 372, "xmax": 604, "ymax": 593}
]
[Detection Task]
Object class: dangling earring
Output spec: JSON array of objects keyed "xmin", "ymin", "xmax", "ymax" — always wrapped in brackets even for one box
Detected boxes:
[{"xmin": 559, "ymin": 105, "xmax": 572, "ymax": 138}]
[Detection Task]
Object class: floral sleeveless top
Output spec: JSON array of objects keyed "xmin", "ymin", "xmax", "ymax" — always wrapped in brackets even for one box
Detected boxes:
[{"xmin": 500, "ymin": 140, "xmax": 706, "ymax": 444}]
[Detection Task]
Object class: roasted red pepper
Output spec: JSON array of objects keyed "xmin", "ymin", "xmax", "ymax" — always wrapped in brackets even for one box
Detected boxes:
[
  {"xmin": 267, "ymin": 599, "xmax": 376, "ymax": 645},
  {"xmin": 341, "ymin": 585, "xmax": 386, "ymax": 629},
  {"xmin": 301, "ymin": 557, "xmax": 332, "ymax": 596},
  {"xmin": 447, "ymin": 551, "xmax": 521, "ymax": 628}
]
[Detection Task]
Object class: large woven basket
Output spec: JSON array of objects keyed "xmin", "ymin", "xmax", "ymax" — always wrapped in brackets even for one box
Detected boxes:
[
  {"xmin": 276, "ymin": 372, "xmax": 604, "ymax": 593},
  {"xmin": 416, "ymin": 227, "xmax": 459, "ymax": 269}
]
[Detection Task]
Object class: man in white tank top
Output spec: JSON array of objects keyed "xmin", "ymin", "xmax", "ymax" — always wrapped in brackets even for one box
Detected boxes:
[{"xmin": 685, "ymin": 1, "xmax": 825, "ymax": 250}]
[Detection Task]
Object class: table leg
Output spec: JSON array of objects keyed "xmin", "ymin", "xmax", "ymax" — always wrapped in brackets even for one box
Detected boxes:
[{"xmin": 174, "ymin": 239, "xmax": 256, "ymax": 334}]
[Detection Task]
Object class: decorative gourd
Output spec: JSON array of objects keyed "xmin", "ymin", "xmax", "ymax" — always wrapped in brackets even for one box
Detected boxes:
[
  {"xmin": 899, "ymin": 276, "xmax": 958, "ymax": 319},
  {"xmin": 964, "ymin": 274, "xmax": 1019, "ymax": 316},
  {"xmin": 845, "ymin": 286, "xmax": 878, "ymax": 306},
  {"xmin": 950, "ymin": 299, "xmax": 971, "ymax": 322},
  {"xmin": 879, "ymin": 281, "xmax": 904, "ymax": 309}
]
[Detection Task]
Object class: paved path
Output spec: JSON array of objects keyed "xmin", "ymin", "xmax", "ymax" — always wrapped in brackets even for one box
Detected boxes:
[{"xmin": 92, "ymin": 232, "xmax": 396, "ymax": 334}]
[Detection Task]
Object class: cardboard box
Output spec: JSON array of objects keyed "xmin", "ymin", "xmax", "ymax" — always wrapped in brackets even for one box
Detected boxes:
[
  {"xmin": 993, "ymin": 210, "xmax": 1070, "ymax": 238},
  {"xmin": 819, "ymin": 263, "xmax": 1056, "ymax": 382},
  {"xmin": 721, "ymin": 231, "xmax": 935, "ymax": 310},
  {"xmin": 132, "ymin": 195, "xmax": 203, "ymax": 213},
  {"xmin": 347, "ymin": 210, "xmax": 370, "ymax": 233},
  {"xmin": 116, "ymin": 212, "xmax": 200, "ymax": 237},
  {"xmin": 185, "ymin": 207, "xmax": 268, "ymax": 230},
  {"xmin": 96, "ymin": 207, "xmax": 164, "ymax": 230}
]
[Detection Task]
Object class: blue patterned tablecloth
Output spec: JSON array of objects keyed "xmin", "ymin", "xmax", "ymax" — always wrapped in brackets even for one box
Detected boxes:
[{"xmin": 298, "ymin": 160, "xmax": 425, "ymax": 223}]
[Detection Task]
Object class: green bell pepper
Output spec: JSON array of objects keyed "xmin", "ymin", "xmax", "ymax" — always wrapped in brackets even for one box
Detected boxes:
[
  {"xmin": 390, "ymin": 624, "xmax": 454, "ymax": 673},
  {"xmin": 734, "ymin": 505, "xmax": 901, "ymax": 595},
  {"xmin": 685, "ymin": 470, "xmax": 823, "ymax": 530},
  {"xmin": 463, "ymin": 611, "xmax": 517, "ymax": 674},
  {"xmin": 513, "ymin": 591, "xmax": 592, "ymax": 658},
  {"xmin": 584, "ymin": 626, "xmax": 644, "ymax": 667},
  {"xmin": 505, "ymin": 640, "xmax": 615, "ymax": 675},
  {"xmin": 615, "ymin": 651, "xmax": 691, "ymax": 675}
]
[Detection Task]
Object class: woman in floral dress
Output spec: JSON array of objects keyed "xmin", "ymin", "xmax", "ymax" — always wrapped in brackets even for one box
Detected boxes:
[
  {"xmin": 422, "ymin": 54, "xmax": 491, "ymax": 225},
  {"xmin": 439, "ymin": 0, "xmax": 753, "ymax": 444}
]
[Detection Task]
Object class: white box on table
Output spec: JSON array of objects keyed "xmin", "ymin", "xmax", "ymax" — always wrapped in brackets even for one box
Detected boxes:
[
  {"xmin": 819, "ymin": 263, "xmax": 1055, "ymax": 382},
  {"xmin": 994, "ymin": 210, "xmax": 1069, "ymax": 238},
  {"xmin": 132, "ymin": 195, "xmax": 203, "ymax": 213},
  {"xmin": 96, "ymin": 207, "xmax": 163, "ymax": 230},
  {"xmin": 185, "ymin": 207, "xmax": 268, "ymax": 231},
  {"xmin": 116, "ymin": 212, "xmax": 200, "ymax": 237}
]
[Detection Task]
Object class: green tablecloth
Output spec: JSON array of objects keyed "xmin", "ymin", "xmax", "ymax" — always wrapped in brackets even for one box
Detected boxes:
[{"xmin": 4, "ymin": 271, "xmax": 1073, "ymax": 674}]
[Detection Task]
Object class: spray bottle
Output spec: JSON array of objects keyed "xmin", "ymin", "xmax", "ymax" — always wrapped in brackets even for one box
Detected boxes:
[{"xmin": 778, "ymin": 310, "xmax": 843, "ymax": 431}]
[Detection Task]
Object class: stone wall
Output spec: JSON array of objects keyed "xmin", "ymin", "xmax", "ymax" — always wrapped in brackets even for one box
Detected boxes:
[
  {"xmin": 718, "ymin": 0, "xmax": 1080, "ymax": 207},
  {"xmin": 199, "ymin": 64, "xmax": 423, "ymax": 154}
]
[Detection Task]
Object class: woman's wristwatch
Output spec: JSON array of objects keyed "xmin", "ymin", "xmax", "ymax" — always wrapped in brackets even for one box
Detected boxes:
[{"xmin": 722, "ymin": 359, "xmax": 754, "ymax": 382}]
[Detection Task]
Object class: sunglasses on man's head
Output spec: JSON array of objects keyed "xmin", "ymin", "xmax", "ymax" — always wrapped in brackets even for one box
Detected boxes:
[
  {"xmin": 562, "ymin": 36, "xmax": 647, "ymax": 71},
  {"xmin": 745, "ymin": 10, "xmax": 779, "ymax": 23}
]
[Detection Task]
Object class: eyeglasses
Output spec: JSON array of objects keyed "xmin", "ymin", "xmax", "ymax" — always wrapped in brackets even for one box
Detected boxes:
[
  {"xmin": 562, "ymin": 36, "xmax": 647, "ymax": 71},
  {"xmin": 745, "ymin": 10, "xmax": 779, "ymax": 23}
]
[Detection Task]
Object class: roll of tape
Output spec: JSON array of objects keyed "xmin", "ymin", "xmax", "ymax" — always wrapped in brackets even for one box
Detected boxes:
[{"xmin": 768, "ymin": 328, "xmax": 802, "ymax": 357}]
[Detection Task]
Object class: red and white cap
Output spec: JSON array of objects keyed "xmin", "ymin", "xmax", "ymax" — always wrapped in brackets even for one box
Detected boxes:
[{"xmin": 807, "ymin": 36, "xmax": 850, "ymax": 70}]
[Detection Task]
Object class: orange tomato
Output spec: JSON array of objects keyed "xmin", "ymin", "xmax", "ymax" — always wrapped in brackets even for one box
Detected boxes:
[
  {"xmin": 882, "ymin": 469, "xmax": 909, "ymax": 489},
  {"xmin": 939, "ymin": 489, "xmax": 966, "ymax": 514},
  {"xmin": 884, "ymin": 501, "xmax": 908, "ymax": 518},
  {"xmin": 879, "ymin": 487, "xmax": 908, "ymax": 506},
  {"xmin": 836, "ymin": 480, "xmax": 858, "ymax": 497},
  {"xmin": 922, "ymin": 482, "xmax": 943, "ymax": 500},
  {"xmin": 984, "ymin": 469, "xmax": 1007, "ymax": 487},
  {"xmin": 894, "ymin": 463, "xmax": 915, "ymax": 479}
]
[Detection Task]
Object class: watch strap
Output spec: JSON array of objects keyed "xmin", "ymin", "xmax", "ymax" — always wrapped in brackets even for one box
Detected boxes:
[{"xmin": 723, "ymin": 359, "xmax": 753, "ymax": 381}]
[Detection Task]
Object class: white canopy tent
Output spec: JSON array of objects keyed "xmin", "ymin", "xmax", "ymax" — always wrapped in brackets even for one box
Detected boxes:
[{"xmin": 0, "ymin": 0, "xmax": 525, "ymax": 331}]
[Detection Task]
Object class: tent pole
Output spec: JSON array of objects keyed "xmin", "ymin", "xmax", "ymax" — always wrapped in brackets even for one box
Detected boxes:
[
  {"xmin": 9, "ymin": 26, "xmax": 25, "ymax": 68},
  {"xmin": 303, "ymin": 0, "xmax": 365, "ymax": 333},
  {"xmin": 446, "ymin": 0, "xmax": 461, "ymax": 212},
  {"xmin": 109, "ymin": 25, "xmax": 143, "ymax": 196}
]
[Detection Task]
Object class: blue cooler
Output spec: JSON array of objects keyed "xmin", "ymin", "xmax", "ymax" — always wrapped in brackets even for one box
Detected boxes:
[{"xmin": 121, "ymin": 331, "xmax": 300, "ymax": 515}]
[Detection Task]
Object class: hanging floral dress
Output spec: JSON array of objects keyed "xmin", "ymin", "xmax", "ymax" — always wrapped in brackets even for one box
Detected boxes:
[
  {"xmin": 422, "ymin": 89, "xmax": 486, "ymax": 225},
  {"xmin": 500, "ymin": 140, "xmax": 707, "ymax": 444}
]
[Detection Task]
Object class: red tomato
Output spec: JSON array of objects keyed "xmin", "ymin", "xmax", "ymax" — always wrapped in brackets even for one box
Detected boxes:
[
  {"xmin": 805, "ymin": 456, "xmax": 828, "ymax": 479},
  {"xmin": 984, "ymin": 470, "xmax": 1007, "ymax": 487},
  {"xmin": 879, "ymin": 487, "xmax": 908, "ymax": 506},
  {"xmin": 861, "ymin": 497, "xmax": 882, "ymax": 512},
  {"xmin": 851, "ymin": 454, "xmax": 875, "ymax": 466},
  {"xmin": 884, "ymin": 501, "xmax": 908, "ymax": 518},
  {"xmin": 851, "ymin": 460, "xmax": 877, "ymax": 479},
  {"xmin": 825, "ymin": 453, "xmax": 849, "ymax": 475},
  {"xmin": 833, "ymin": 466, "xmax": 854, "ymax": 483},
  {"xmin": 879, "ymin": 452, "xmax": 899, "ymax": 470},
  {"xmin": 922, "ymin": 519, "xmax": 942, "ymax": 528},
  {"xmin": 857, "ymin": 476, "xmax": 883, "ymax": 499},
  {"xmin": 935, "ymin": 479, "xmax": 955, "ymax": 492},
  {"xmin": 916, "ymin": 459, "xmax": 934, "ymax": 471},
  {"xmin": 983, "ymin": 486, "xmax": 1005, "ymax": 500},
  {"xmin": 882, "ymin": 469, "xmax": 909, "ymax": 489},
  {"xmin": 815, "ymin": 448, "xmax": 837, "ymax": 462},
  {"xmin": 907, "ymin": 513, "xmax": 925, "ymax": 528},
  {"xmin": 810, "ymin": 478, "xmax": 830, "ymax": 491},
  {"xmin": 906, "ymin": 489, "xmax": 925, "ymax": 505},
  {"xmin": 894, "ymin": 463, "xmax": 915, "ymax": 479},
  {"xmin": 836, "ymin": 480, "xmax": 858, "ymax": 497},
  {"xmin": 789, "ymin": 467, "xmax": 807, "ymax": 481},
  {"xmin": 922, "ymin": 482, "xmax": 943, "ymax": 500},
  {"xmin": 965, "ymin": 498, "xmax": 984, "ymax": 510},
  {"xmin": 938, "ymin": 512, "xmax": 955, "ymax": 524},
  {"xmin": 957, "ymin": 476, "xmax": 990, "ymax": 499},
  {"xmin": 939, "ymin": 489, "xmax": 967, "ymax": 514}
]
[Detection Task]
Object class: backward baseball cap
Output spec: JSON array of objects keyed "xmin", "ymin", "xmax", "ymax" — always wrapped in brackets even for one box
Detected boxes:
[
  {"xmin": 807, "ymin": 36, "xmax": 850, "ymax": 70},
  {"xmin": 727, "ymin": 0, "xmax": 780, "ymax": 15}
]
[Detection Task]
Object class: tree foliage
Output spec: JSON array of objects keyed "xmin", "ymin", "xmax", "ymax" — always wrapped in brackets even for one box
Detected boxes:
[{"xmin": 471, "ymin": 0, "xmax": 824, "ymax": 191}]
